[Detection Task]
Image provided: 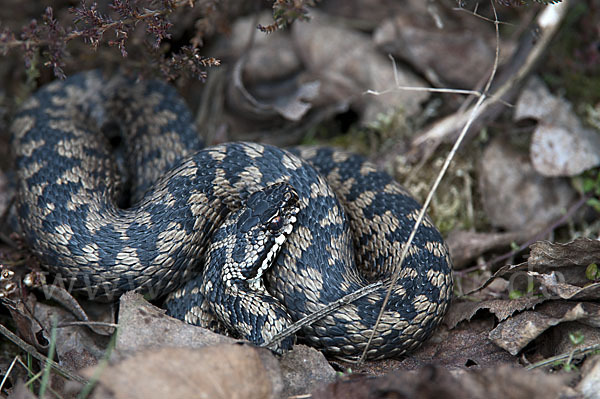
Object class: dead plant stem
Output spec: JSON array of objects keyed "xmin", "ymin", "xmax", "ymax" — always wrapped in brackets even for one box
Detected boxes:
[
  {"xmin": 357, "ymin": 0, "xmax": 502, "ymax": 365},
  {"xmin": 526, "ymin": 343, "xmax": 600, "ymax": 370},
  {"xmin": 0, "ymin": 322, "xmax": 88, "ymax": 385}
]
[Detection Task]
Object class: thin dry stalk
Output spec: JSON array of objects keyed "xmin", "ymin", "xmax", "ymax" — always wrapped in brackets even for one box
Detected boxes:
[
  {"xmin": 358, "ymin": 0, "xmax": 570, "ymax": 364},
  {"xmin": 357, "ymin": 0, "xmax": 503, "ymax": 364},
  {"xmin": 0, "ymin": 322, "xmax": 87, "ymax": 385},
  {"xmin": 411, "ymin": 0, "xmax": 570, "ymax": 152},
  {"xmin": 0, "ymin": 355, "xmax": 18, "ymax": 393},
  {"xmin": 261, "ymin": 1, "xmax": 569, "ymax": 360}
]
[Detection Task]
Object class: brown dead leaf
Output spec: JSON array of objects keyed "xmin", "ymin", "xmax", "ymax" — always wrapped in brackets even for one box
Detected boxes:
[
  {"xmin": 279, "ymin": 345, "xmax": 336, "ymax": 397},
  {"xmin": 35, "ymin": 302, "xmax": 106, "ymax": 371},
  {"xmin": 490, "ymin": 301, "xmax": 600, "ymax": 355},
  {"xmin": 228, "ymin": 55, "xmax": 320, "ymax": 122},
  {"xmin": 84, "ymin": 345, "xmax": 283, "ymax": 399},
  {"xmin": 445, "ymin": 297, "xmax": 545, "ymax": 329},
  {"xmin": 6, "ymin": 294, "xmax": 46, "ymax": 353},
  {"xmin": 116, "ymin": 294, "xmax": 336, "ymax": 396},
  {"xmin": 373, "ymin": 14, "xmax": 494, "ymax": 88},
  {"xmin": 522, "ymin": 239, "xmax": 600, "ymax": 301},
  {"xmin": 467, "ymin": 239, "xmax": 600, "ymax": 298},
  {"xmin": 292, "ymin": 10, "xmax": 429, "ymax": 124},
  {"xmin": 577, "ymin": 355, "xmax": 600, "ymax": 398},
  {"xmin": 529, "ymin": 238, "xmax": 600, "ymax": 269},
  {"xmin": 346, "ymin": 318, "xmax": 516, "ymax": 375},
  {"xmin": 116, "ymin": 292, "xmax": 235, "ymax": 355},
  {"xmin": 515, "ymin": 77, "xmax": 600, "ymax": 177},
  {"xmin": 478, "ymin": 137, "xmax": 576, "ymax": 231},
  {"xmin": 531, "ymin": 272, "xmax": 600, "ymax": 301},
  {"xmin": 446, "ymin": 228, "xmax": 538, "ymax": 269},
  {"xmin": 312, "ymin": 364, "xmax": 571, "ymax": 399}
]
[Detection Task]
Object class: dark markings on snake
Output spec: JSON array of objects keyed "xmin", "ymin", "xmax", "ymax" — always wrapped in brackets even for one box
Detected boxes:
[{"xmin": 12, "ymin": 70, "xmax": 453, "ymax": 360}]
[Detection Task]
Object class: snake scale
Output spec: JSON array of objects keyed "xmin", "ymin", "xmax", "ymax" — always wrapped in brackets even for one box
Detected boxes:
[{"xmin": 11, "ymin": 70, "xmax": 452, "ymax": 360}]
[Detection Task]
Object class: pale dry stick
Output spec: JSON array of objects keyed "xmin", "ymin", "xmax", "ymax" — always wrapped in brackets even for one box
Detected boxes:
[
  {"xmin": 526, "ymin": 343, "xmax": 600, "ymax": 370},
  {"xmin": 57, "ymin": 320, "xmax": 119, "ymax": 328},
  {"xmin": 357, "ymin": 0, "xmax": 505, "ymax": 365},
  {"xmin": 0, "ymin": 323, "xmax": 88, "ymax": 385},
  {"xmin": 262, "ymin": 281, "xmax": 383, "ymax": 351},
  {"xmin": 0, "ymin": 355, "xmax": 18, "ymax": 393},
  {"xmin": 411, "ymin": 0, "xmax": 570, "ymax": 151},
  {"xmin": 264, "ymin": 0, "xmax": 570, "ymax": 360}
]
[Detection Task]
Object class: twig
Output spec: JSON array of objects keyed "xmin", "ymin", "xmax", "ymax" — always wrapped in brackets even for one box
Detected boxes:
[
  {"xmin": 409, "ymin": 0, "xmax": 570, "ymax": 158},
  {"xmin": 57, "ymin": 321, "xmax": 119, "ymax": 328},
  {"xmin": 458, "ymin": 192, "xmax": 593, "ymax": 278},
  {"xmin": 0, "ymin": 355, "xmax": 18, "ymax": 393},
  {"xmin": 526, "ymin": 343, "xmax": 600, "ymax": 370},
  {"xmin": 262, "ymin": 282, "xmax": 383, "ymax": 350},
  {"xmin": 0, "ymin": 322, "xmax": 88, "ymax": 385},
  {"xmin": 454, "ymin": 4, "xmax": 514, "ymax": 25},
  {"xmin": 364, "ymin": 59, "xmax": 513, "ymax": 109},
  {"xmin": 357, "ymin": 0, "xmax": 503, "ymax": 365}
]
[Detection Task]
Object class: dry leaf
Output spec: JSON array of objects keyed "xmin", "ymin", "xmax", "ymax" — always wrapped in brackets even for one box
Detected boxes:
[
  {"xmin": 116, "ymin": 292, "xmax": 235, "ymax": 355},
  {"xmin": 445, "ymin": 297, "xmax": 545, "ymax": 329},
  {"xmin": 489, "ymin": 301, "xmax": 600, "ymax": 355},
  {"xmin": 84, "ymin": 345, "xmax": 283, "ymax": 399},
  {"xmin": 577, "ymin": 355, "xmax": 600, "ymax": 399},
  {"xmin": 292, "ymin": 10, "xmax": 429, "ymax": 123},
  {"xmin": 524, "ymin": 239, "xmax": 600, "ymax": 300},
  {"xmin": 528, "ymin": 238, "xmax": 600, "ymax": 268},
  {"xmin": 478, "ymin": 137, "xmax": 576, "ymax": 230},
  {"xmin": 312, "ymin": 364, "xmax": 569, "ymax": 399},
  {"xmin": 35, "ymin": 302, "xmax": 105, "ymax": 371},
  {"xmin": 515, "ymin": 77, "xmax": 600, "ymax": 176},
  {"xmin": 279, "ymin": 345, "xmax": 336, "ymax": 397},
  {"xmin": 530, "ymin": 272, "xmax": 600, "ymax": 301},
  {"xmin": 373, "ymin": 14, "xmax": 494, "ymax": 88},
  {"xmin": 345, "ymin": 318, "xmax": 516, "ymax": 375}
]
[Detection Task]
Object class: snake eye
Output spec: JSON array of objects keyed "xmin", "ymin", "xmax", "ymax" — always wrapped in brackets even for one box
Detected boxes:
[{"xmin": 268, "ymin": 215, "xmax": 284, "ymax": 232}]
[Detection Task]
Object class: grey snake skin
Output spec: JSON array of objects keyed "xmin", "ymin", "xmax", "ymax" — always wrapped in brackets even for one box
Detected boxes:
[{"xmin": 11, "ymin": 71, "xmax": 453, "ymax": 360}]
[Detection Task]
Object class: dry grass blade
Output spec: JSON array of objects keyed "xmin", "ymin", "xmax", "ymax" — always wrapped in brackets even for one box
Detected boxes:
[
  {"xmin": 412, "ymin": 0, "xmax": 570, "ymax": 152},
  {"xmin": 38, "ymin": 317, "xmax": 57, "ymax": 398},
  {"xmin": 0, "ymin": 355, "xmax": 18, "ymax": 393},
  {"xmin": 262, "ymin": 282, "xmax": 383, "ymax": 350},
  {"xmin": 0, "ymin": 322, "xmax": 88, "ymax": 385},
  {"xmin": 357, "ymin": 0, "xmax": 569, "ymax": 364},
  {"xmin": 526, "ymin": 343, "xmax": 600, "ymax": 370},
  {"xmin": 267, "ymin": 0, "xmax": 570, "ymax": 363},
  {"xmin": 356, "ymin": 1, "xmax": 502, "ymax": 364}
]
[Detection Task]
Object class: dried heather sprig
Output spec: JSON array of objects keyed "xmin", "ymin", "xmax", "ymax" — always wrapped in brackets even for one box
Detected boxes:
[{"xmin": 258, "ymin": 0, "xmax": 316, "ymax": 33}]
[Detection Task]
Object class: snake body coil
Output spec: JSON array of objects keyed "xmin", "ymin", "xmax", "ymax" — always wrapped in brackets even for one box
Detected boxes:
[{"xmin": 11, "ymin": 71, "xmax": 452, "ymax": 360}]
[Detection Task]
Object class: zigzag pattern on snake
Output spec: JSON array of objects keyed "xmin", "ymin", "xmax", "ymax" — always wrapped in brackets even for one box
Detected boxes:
[{"xmin": 11, "ymin": 70, "xmax": 453, "ymax": 360}]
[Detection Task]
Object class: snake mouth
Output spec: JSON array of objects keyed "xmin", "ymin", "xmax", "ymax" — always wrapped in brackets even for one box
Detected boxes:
[{"xmin": 247, "ymin": 212, "xmax": 297, "ymax": 291}]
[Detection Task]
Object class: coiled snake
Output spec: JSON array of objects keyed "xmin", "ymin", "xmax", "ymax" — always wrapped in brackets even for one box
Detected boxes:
[{"xmin": 11, "ymin": 71, "xmax": 452, "ymax": 360}]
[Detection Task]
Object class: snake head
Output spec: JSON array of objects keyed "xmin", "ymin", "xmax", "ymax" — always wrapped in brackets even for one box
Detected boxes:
[
  {"xmin": 243, "ymin": 182, "xmax": 299, "ymax": 291},
  {"xmin": 213, "ymin": 182, "xmax": 299, "ymax": 292}
]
